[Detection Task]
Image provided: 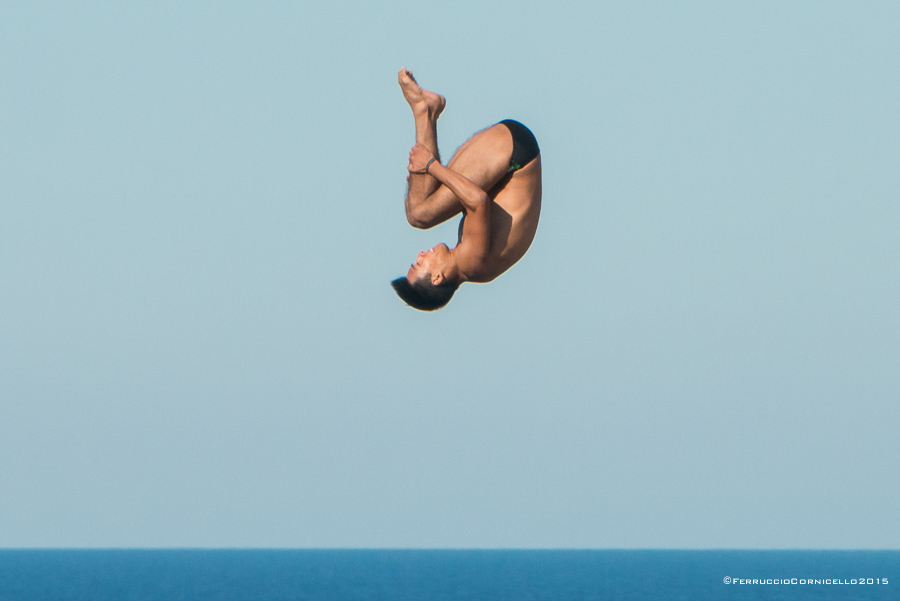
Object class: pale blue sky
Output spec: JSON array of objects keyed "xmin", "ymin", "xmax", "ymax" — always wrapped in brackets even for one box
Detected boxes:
[{"xmin": 1, "ymin": 1, "xmax": 898, "ymax": 548}]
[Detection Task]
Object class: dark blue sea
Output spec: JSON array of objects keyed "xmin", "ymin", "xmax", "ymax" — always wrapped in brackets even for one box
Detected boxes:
[{"xmin": 0, "ymin": 550, "xmax": 895, "ymax": 600}]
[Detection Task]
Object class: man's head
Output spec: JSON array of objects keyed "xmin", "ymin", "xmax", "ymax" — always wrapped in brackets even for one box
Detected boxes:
[{"xmin": 391, "ymin": 243, "xmax": 460, "ymax": 311}]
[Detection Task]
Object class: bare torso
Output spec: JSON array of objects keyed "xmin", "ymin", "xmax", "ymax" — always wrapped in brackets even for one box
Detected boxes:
[{"xmin": 458, "ymin": 154, "xmax": 542, "ymax": 282}]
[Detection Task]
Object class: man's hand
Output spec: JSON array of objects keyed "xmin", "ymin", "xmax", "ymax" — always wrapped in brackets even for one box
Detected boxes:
[{"xmin": 407, "ymin": 143, "xmax": 436, "ymax": 174}]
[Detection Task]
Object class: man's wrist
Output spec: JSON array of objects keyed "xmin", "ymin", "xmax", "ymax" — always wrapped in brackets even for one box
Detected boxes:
[{"xmin": 425, "ymin": 157, "xmax": 437, "ymax": 174}]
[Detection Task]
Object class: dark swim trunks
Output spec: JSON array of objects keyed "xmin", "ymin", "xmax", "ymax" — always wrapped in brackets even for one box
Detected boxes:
[{"xmin": 498, "ymin": 119, "xmax": 540, "ymax": 173}]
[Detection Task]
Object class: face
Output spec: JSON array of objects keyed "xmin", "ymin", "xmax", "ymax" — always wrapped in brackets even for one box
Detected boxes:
[{"xmin": 407, "ymin": 243, "xmax": 450, "ymax": 283}]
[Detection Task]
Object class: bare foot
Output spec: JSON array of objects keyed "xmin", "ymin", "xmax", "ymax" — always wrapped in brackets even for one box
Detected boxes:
[{"xmin": 398, "ymin": 68, "xmax": 445, "ymax": 119}]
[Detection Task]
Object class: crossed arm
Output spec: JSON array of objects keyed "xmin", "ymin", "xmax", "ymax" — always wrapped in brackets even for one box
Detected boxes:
[{"xmin": 408, "ymin": 143, "xmax": 491, "ymax": 276}]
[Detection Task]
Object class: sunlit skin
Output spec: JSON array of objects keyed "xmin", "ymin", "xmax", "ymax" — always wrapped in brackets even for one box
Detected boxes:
[
  {"xmin": 406, "ymin": 243, "xmax": 458, "ymax": 287},
  {"xmin": 398, "ymin": 68, "xmax": 542, "ymax": 288}
]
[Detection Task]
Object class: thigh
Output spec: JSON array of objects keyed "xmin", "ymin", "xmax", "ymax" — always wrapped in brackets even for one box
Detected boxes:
[
  {"xmin": 446, "ymin": 123, "xmax": 513, "ymax": 190},
  {"xmin": 414, "ymin": 124, "xmax": 513, "ymax": 227}
]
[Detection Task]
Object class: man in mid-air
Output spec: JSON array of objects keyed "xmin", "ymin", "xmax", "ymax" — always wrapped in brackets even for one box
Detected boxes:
[{"xmin": 392, "ymin": 68, "xmax": 542, "ymax": 311}]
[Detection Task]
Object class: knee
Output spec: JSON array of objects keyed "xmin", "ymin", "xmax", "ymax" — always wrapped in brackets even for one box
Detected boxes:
[{"xmin": 406, "ymin": 206, "xmax": 434, "ymax": 229}]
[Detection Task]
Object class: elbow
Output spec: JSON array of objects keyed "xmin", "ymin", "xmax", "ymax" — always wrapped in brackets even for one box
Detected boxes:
[{"xmin": 467, "ymin": 191, "xmax": 490, "ymax": 211}]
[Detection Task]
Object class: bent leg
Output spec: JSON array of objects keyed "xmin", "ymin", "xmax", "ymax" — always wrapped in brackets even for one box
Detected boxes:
[
  {"xmin": 399, "ymin": 70, "xmax": 512, "ymax": 229},
  {"xmin": 398, "ymin": 69, "xmax": 449, "ymax": 227},
  {"xmin": 414, "ymin": 124, "xmax": 513, "ymax": 228}
]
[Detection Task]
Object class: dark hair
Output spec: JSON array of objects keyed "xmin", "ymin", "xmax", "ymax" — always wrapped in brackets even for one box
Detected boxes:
[{"xmin": 391, "ymin": 277, "xmax": 459, "ymax": 311}]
